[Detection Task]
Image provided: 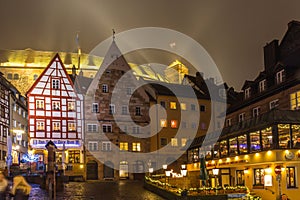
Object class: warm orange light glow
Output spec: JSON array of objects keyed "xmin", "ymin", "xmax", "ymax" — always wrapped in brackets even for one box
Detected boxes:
[
  {"xmin": 235, "ymin": 156, "xmax": 239, "ymax": 161},
  {"xmin": 171, "ymin": 120, "xmax": 178, "ymax": 128},
  {"xmin": 267, "ymin": 150, "xmax": 272, "ymax": 156},
  {"xmin": 218, "ymin": 159, "xmax": 223, "ymax": 163}
]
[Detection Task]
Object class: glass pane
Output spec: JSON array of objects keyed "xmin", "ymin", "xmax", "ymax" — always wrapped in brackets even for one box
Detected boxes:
[
  {"xmin": 278, "ymin": 124, "xmax": 290, "ymax": 149},
  {"xmin": 261, "ymin": 127, "xmax": 273, "ymax": 150},
  {"xmin": 292, "ymin": 125, "xmax": 300, "ymax": 148},
  {"xmin": 238, "ymin": 134, "xmax": 248, "ymax": 154},
  {"xmin": 220, "ymin": 140, "xmax": 228, "ymax": 157},
  {"xmin": 229, "ymin": 137, "xmax": 238, "ymax": 155},
  {"xmin": 250, "ymin": 131, "xmax": 261, "ymax": 152}
]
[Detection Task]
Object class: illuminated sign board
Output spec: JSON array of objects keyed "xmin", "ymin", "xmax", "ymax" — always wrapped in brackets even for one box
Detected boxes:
[{"xmin": 31, "ymin": 139, "xmax": 81, "ymax": 148}]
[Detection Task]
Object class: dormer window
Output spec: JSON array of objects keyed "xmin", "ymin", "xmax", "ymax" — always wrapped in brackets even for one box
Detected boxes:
[
  {"xmin": 238, "ymin": 113, "xmax": 245, "ymax": 122},
  {"xmin": 244, "ymin": 88, "xmax": 251, "ymax": 99},
  {"xmin": 259, "ymin": 79, "xmax": 266, "ymax": 92},
  {"xmin": 276, "ymin": 69, "xmax": 285, "ymax": 84},
  {"xmin": 226, "ymin": 118, "xmax": 232, "ymax": 127}
]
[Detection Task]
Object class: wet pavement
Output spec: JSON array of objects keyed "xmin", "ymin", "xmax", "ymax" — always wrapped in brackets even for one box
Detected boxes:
[{"xmin": 29, "ymin": 181, "xmax": 165, "ymax": 200}]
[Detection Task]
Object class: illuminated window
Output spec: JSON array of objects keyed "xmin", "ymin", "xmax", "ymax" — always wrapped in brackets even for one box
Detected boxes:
[
  {"xmin": 135, "ymin": 107, "xmax": 141, "ymax": 116},
  {"xmin": 286, "ymin": 166, "xmax": 296, "ymax": 188},
  {"xmin": 278, "ymin": 124, "xmax": 291, "ymax": 149},
  {"xmin": 261, "ymin": 127, "xmax": 273, "ymax": 150},
  {"xmin": 238, "ymin": 134, "xmax": 248, "ymax": 154},
  {"xmin": 160, "ymin": 119, "xmax": 167, "ymax": 127},
  {"xmin": 171, "ymin": 138, "xmax": 178, "ymax": 147},
  {"xmin": 253, "ymin": 168, "xmax": 264, "ymax": 186},
  {"xmin": 229, "ymin": 137, "xmax": 238, "ymax": 155},
  {"xmin": 88, "ymin": 141, "xmax": 98, "ymax": 151},
  {"xmin": 180, "ymin": 103, "xmax": 187, "ymax": 110},
  {"xmin": 181, "ymin": 138, "xmax": 187, "ymax": 147},
  {"xmin": 52, "ymin": 79, "xmax": 60, "ymax": 89},
  {"xmin": 52, "ymin": 122, "xmax": 60, "ymax": 131},
  {"xmin": 87, "ymin": 124, "xmax": 98, "ymax": 132},
  {"xmin": 259, "ymin": 79, "xmax": 266, "ymax": 92},
  {"xmin": 290, "ymin": 91, "xmax": 300, "ymax": 110},
  {"xmin": 68, "ymin": 150, "xmax": 80, "ymax": 163},
  {"xmin": 250, "ymin": 131, "xmax": 261, "ymax": 152},
  {"xmin": 52, "ymin": 101, "xmax": 60, "ymax": 110},
  {"xmin": 68, "ymin": 122, "xmax": 76, "ymax": 132},
  {"xmin": 102, "ymin": 84, "xmax": 108, "ymax": 93},
  {"xmin": 171, "ymin": 120, "xmax": 178, "ymax": 128},
  {"xmin": 120, "ymin": 142, "xmax": 128, "ymax": 151},
  {"xmin": 109, "ymin": 104, "xmax": 115, "ymax": 114},
  {"xmin": 220, "ymin": 140, "xmax": 228, "ymax": 157},
  {"xmin": 102, "ymin": 124, "xmax": 112, "ymax": 133},
  {"xmin": 102, "ymin": 142, "xmax": 111, "ymax": 151},
  {"xmin": 276, "ymin": 69, "xmax": 285, "ymax": 84},
  {"xmin": 92, "ymin": 103, "xmax": 99, "ymax": 113},
  {"xmin": 170, "ymin": 102, "xmax": 177, "ymax": 109},
  {"xmin": 292, "ymin": 125, "xmax": 300, "ymax": 148},
  {"xmin": 68, "ymin": 101, "xmax": 75, "ymax": 111},
  {"xmin": 36, "ymin": 121, "xmax": 45, "ymax": 131},
  {"xmin": 244, "ymin": 88, "xmax": 250, "ymax": 99},
  {"xmin": 36, "ymin": 100, "xmax": 44, "ymax": 110},
  {"xmin": 132, "ymin": 143, "xmax": 141, "ymax": 152}
]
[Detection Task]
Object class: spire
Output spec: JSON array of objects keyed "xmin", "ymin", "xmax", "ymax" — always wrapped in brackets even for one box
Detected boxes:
[{"xmin": 112, "ymin": 29, "xmax": 116, "ymax": 41}]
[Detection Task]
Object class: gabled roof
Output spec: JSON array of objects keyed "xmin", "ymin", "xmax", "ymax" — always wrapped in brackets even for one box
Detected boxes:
[{"xmin": 26, "ymin": 54, "xmax": 76, "ymax": 97}]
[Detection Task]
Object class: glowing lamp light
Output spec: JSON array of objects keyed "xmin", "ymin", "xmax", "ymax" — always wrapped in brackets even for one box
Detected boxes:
[
  {"xmin": 235, "ymin": 156, "xmax": 239, "ymax": 161},
  {"xmin": 149, "ymin": 168, "xmax": 154, "ymax": 173},
  {"xmin": 211, "ymin": 160, "xmax": 215, "ymax": 165},
  {"xmin": 265, "ymin": 167, "xmax": 272, "ymax": 174},
  {"xmin": 181, "ymin": 164, "xmax": 186, "ymax": 169},
  {"xmin": 219, "ymin": 159, "xmax": 223, "ymax": 163},
  {"xmin": 212, "ymin": 168, "xmax": 219, "ymax": 176},
  {"xmin": 80, "ymin": 164, "xmax": 84, "ymax": 169},
  {"xmin": 181, "ymin": 169, "xmax": 187, "ymax": 177},
  {"xmin": 244, "ymin": 168, "xmax": 249, "ymax": 174},
  {"xmin": 162, "ymin": 164, "xmax": 167, "ymax": 170},
  {"xmin": 165, "ymin": 170, "xmax": 172, "ymax": 177},
  {"xmin": 15, "ymin": 145, "xmax": 20, "ymax": 150}
]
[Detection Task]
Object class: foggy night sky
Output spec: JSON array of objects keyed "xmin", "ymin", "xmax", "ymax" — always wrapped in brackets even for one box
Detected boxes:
[{"xmin": 1, "ymin": 0, "xmax": 300, "ymax": 91}]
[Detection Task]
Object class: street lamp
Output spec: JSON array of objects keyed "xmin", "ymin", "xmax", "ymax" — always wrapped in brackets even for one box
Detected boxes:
[
  {"xmin": 181, "ymin": 165, "xmax": 188, "ymax": 190},
  {"xmin": 162, "ymin": 164, "xmax": 167, "ymax": 188},
  {"xmin": 165, "ymin": 170, "xmax": 172, "ymax": 189},
  {"xmin": 212, "ymin": 168, "xmax": 219, "ymax": 194},
  {"xmin": 149, "ymin": 168, "xmax": 153, "ymax": 177}
]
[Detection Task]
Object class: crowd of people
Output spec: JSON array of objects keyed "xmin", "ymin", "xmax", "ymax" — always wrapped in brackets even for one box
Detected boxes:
[{"xmin": 0, "ymin": 172, "xmax": 31, "ymax": 200}]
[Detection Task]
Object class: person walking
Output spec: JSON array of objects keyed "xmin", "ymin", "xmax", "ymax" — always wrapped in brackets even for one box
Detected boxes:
[
  {"xmin": 0, "ymin": 172, "xmax": 8, "ymax": 200},
  {"xmin": 10, "ymin": 175, "xmax": 31, "ymax": 200}
]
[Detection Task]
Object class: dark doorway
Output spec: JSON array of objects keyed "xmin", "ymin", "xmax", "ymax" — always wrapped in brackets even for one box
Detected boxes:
[
  {"xmin": 86, "ymin": 160, "xmax": 98, "ymax": 180},
  {"xmin": 103, "ymin": 161, "xmax": 114, "ymax": 179}
]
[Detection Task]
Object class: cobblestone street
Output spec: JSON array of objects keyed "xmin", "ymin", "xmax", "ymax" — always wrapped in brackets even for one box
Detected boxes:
[{"xmin": 29, "ymin": 181, "xmax": 164, "ymax": 200}]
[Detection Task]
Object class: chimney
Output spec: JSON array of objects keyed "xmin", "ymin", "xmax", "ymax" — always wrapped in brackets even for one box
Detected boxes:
[{"xmin": 264, "ymin": 40, "xmax": 279, "ymax": 73}]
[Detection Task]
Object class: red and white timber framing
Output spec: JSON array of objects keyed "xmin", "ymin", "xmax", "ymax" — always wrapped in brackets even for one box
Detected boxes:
[{"xmin": 26, "ymin": 54, "xmax": 83, "ymax": 152}]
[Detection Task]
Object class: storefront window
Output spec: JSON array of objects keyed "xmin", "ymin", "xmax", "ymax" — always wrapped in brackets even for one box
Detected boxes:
[
  {"xmin": 205, "ymin": 147, "xmax": 212, "ymax": 160},
  {"xmin": 286, "ymin": 166, "xmax": 296, "ymax": 188},
  {"xmin": 250, "ymin": 131, "xmax": 261, "ymax": 152},
  {"xmin": 278, "ymin": 124, "xmax": 291, "ymax": 149},
  {"xmin": 68, "ymin": 150, "xmax": 80, "ymax": 163},
  {"xmin": 229, "ymin": 137, "xmax": 238, "ymax": 156},
  {"xmin": 236, "ymin": 170, "xmax": 245, "ymax": 186},
  {"xmin": 261, "ymin": 127, "xmax": 273, "ymax": 150},
  {"xmin": 213, "ymin": 142, "xmax": 220, "ymax": 158},
  {"xmin": 253, "ymin": 168, "xmax": 264, "ymax": 186},
  {"xmin": 292, "ymin": 125, "xmax": 300, "ymax": 148},
  {"xmin": 220, "ymin": 140, "xmax": 228, "ymax": 157},
  {"xmin": 238, "ymin": 134, "xmax": 248, "ymax": 154}
]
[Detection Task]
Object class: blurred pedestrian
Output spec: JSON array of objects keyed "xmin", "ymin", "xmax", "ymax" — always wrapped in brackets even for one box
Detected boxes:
[
  {"xmin": 0, "ymin": 172, "xmax": 8, "ymax": 200},
  {"xmin": 11, "ymin": 175, "xmax": 31, "ymax": 200}
]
